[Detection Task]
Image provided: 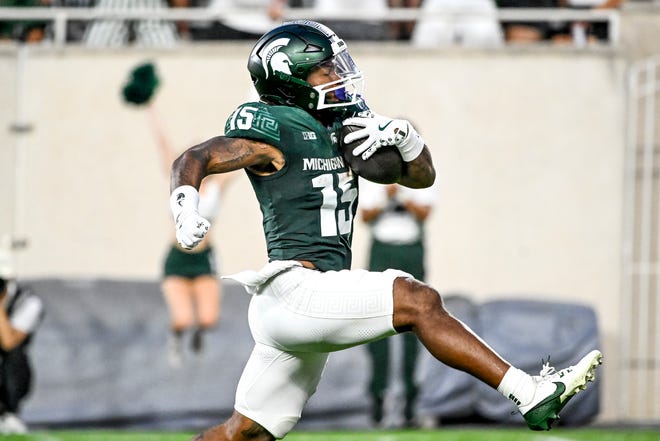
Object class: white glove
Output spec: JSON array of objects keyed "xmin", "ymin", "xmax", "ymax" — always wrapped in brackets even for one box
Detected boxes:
[
  {"xmin": 342, "ymin": 111, "xmax": 425, "ymax": 162},
  {"xmin": 170, "ymin": 185, "xmax": 211, "ymax": 250}
]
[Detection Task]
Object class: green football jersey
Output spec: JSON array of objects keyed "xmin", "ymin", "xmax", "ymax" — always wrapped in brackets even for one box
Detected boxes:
[{"xmin": 225, "ymin": 102, "xmax": 359, "ymax": 272}]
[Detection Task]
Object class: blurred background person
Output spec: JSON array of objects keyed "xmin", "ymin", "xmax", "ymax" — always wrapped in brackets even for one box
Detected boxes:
[
  {"xmin": 148, "ymin": 103, "xmax": 235, "ymax": 368},
  {"xmin": 387, "ymin": 0, "xmax": 423, "ymax": 41},
  {"xmin": 0, "ymin": 243, "xmax": 44, "ymax": 434},
  {"xmin": 496, "ymin": 0, "xmax": 559, "ymax": 43},
  {"xmin": 83, "ymin": 0, "xmax": 180, "ymax": 48},
  {"xmin": 49, "ymin": 0, "xmax": 95, "ymax": 42},
  {"xmin": 308, "ymin": 0, "xmax": 391, "ymax": 41},
  {"xmin": 167, "ymin": 0, "xmax": 196, "ymax": 40},
  {"xmin": 150, "ymin": 0, "xmax": 221, "ymax": 42},
  {"xmin": 359, "ymin": 178, "xmax": 438, "ymax": 428},
  {"xmin": 164, "ymin": 0, "xmax": 286, "ymax": 42},
  {"xmin": 0, "ymin": 0, "xmax": 50, "ymax": 43},
  {"xmin": 204, "ymin": 0, "xmax": 286, "ymax": 40},
  {"xmin": 0, "ymin": 0, "xmax": 94, "ymax": 44},
  {"xmin": 551, "ymin": 0, "xmax": 625, "ymax": 45},
  {"xmin": 121, "ymin": 61, "xmax": 235, "ymax": 367},
  {"xmin": 411, "ymin": 0, "xmax": 504, "ymax": 48}
]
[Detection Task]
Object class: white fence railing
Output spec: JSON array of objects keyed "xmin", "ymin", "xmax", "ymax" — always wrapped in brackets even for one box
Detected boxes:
[
  {"xmin": 0, "ymin": 7, "xmax": 621, "ymax": 47},
  {"xmin": 621, "ymin": 55, "xmax": 660, "ymax": 421}
]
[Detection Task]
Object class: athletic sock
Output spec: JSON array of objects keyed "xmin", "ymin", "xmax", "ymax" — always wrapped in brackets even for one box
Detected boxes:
[
  {"xmin": 497, "ymin": 366, "xmax": 536, "ymax": 407},
  {"xmin": 191, "ymin": 327, "xmax": 204, "ymax": 352}
]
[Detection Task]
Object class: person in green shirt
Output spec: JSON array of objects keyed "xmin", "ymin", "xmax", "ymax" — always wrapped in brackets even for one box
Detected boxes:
[{"xmin": 168, "ymin": 19, "xmax": 602, "ymax": 441}]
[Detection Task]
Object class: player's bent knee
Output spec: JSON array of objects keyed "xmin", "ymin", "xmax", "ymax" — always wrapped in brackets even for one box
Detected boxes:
[{"xmin": 392, "ymin": 276, "xmax": 445, "ymax": 331}]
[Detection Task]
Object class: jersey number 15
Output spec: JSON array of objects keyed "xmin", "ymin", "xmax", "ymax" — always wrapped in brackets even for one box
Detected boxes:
[{"xmin": 312, "ymin": 172, "xmax": 357, "ymax": 237}]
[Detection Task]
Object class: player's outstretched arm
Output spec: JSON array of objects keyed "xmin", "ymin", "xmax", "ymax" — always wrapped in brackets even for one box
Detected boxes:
[
  {"xmin": 169, "ymin": 136, "xmax": 283, "ymax": 250},
  {"xmin": 170, "ymin": 136, "xmax": 283, "ymax": 191}
]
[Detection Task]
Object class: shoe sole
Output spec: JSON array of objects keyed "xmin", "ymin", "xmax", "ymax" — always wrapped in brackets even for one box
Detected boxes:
[{"xmin": 526, "ymin": 349, "xmax": 603, "ymax": 431}]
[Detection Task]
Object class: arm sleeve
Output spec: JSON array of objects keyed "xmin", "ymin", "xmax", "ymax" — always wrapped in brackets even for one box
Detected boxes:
[{"xmin": 11, "ymin": 295, "xmax": 43, "ymax": 334}]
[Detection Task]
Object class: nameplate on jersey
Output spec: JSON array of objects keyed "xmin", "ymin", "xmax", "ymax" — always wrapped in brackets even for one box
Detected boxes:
[{"xmin": 302, "ymin": 156, "xmax": 345, "ymax": 171}]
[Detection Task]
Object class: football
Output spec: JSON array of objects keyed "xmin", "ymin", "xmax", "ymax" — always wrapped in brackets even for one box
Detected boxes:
[{"xmin": 339, "ymin": 125, "xmax": 404, "ymax": 184}]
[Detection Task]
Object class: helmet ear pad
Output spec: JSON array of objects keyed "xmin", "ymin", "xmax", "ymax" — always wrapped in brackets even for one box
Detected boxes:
[{"xmin": 257, "ymin": 71, "xmax": 320, "ymax": 112}]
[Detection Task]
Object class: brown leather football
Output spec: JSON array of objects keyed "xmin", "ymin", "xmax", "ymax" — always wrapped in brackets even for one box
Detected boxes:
[{"xmin": 339, "ymin": 125, "xmax": 404, "ymax": 184}]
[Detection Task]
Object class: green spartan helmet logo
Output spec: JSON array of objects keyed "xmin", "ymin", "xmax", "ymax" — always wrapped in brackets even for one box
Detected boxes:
[{"xmin": 260, "ymin": 37, "xmax": 293, "ymax": 79}]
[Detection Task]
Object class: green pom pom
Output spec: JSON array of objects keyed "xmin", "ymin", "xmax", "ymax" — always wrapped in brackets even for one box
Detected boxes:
[{"xmin": 122, "ymin": 62, "xmax": 160, "ymax": 105}]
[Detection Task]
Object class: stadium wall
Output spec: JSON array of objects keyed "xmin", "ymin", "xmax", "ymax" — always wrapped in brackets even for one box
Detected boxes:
[{"xmin": 0, "ymin": 44, "xmax": 626, "ymax": 421}]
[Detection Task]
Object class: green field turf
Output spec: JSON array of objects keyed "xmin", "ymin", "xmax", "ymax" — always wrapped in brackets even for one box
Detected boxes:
[{"xmin": 5, "ymin": 428, "xmax": 660, "ymax": 441}]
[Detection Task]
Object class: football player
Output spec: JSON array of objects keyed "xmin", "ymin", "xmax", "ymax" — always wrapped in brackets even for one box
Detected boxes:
[{"xmin": 169, "ymin": 20, "xmax": 602, "ymax": 441}]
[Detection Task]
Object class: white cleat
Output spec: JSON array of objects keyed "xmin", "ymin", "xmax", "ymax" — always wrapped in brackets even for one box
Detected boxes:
[{"xmin": 521, "ymin": 349, "xmax": 603, "ymax": 431}]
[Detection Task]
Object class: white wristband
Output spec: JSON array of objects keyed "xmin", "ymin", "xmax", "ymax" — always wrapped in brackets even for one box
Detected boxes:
[
  {"xmin": 170, "ymin": 185, "xmax": 199, "ymax": 221},
  {"xmin": 397, "ymin": 124, "xmax": 425, "ymax": 162}
]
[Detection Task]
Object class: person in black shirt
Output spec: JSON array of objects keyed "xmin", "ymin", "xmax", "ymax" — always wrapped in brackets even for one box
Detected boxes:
[{"xmin": 0, "ymin": 263, "xmax": 44, "ymax": 434}]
